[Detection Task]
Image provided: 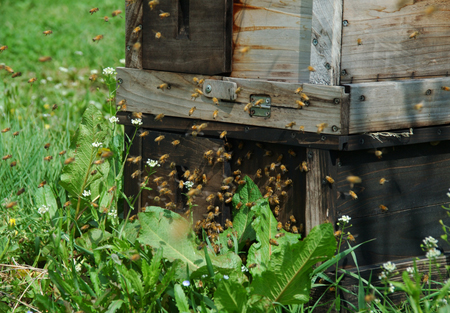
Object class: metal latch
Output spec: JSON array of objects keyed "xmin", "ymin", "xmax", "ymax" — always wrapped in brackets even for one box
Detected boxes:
[
  {"xmin": 203, "ymin": 79, "xmax": 237, "ymax": 101},
  {"xmin": 249, "ymin": 95, "xmax": 271, "ymax": 118}
]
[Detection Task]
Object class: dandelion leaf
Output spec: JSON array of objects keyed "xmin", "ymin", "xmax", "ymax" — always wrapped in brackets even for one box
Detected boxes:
[
  {"xmin": 60, "ymin": 105, "xmax": 109, "ymax": 199},
  {"xmin": 250, "ymin": 223, "xmax": 336, "ymax": 305},
  {"xmin": 34, "ymin": 185, "xmax": 58, "ymax": 218},
  {"xmin": 214, "ymin": 279, "xmax": 248, "ymax": 313},
  {"xmin": 174, "ymin": 284, "xmax": 190, "ymax": 313}
]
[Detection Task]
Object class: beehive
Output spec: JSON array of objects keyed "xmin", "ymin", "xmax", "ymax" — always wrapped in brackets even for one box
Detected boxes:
[{"xmin": 118, "ymin": 0, "xmax": 450, "ymax": 267}]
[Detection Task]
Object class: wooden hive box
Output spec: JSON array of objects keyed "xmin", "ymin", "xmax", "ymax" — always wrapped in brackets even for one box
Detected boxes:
[{"xmin": 117, "ymin": 0, "xmax": 450, "ymax": 267}]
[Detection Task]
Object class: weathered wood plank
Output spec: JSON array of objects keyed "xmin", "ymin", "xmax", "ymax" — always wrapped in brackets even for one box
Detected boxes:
[
  {"xmin": 142, "ymin": 0, "xmax": 232, "ymax": 75},
  {"xmin": 125, "ymin": 0, "xmax": 143, "ymax": 69},
  {"xmin": 123, "ymin": 125, "xmax": 142, "ymax": 216},
  {"xmin": 341, "ymin": 0, "xmax": 450, "ymax": 83},
  {"xmin": 347, "ymin": 77, "xmax": 450, "ymax": 133},
  {"xmin": 310, "ymin": 0, "xmax": 343, "ymax": 86},
  {"xmin": 305, "ymin": 148, "xmax": 337, "ymax": 234},
  {"xmin": 231, "ymin": 0, "xmax": 313, "ymax": 82},
  {"xmin": 116, "ymin": 67, "xmax": 346, "ymax": 134}
]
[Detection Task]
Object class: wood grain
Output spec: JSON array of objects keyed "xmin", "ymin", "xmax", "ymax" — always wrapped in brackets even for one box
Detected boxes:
[
  {"xmin": 142, "ymin": 0, "xmax": 232, "ymax": 75},
  {"xmin": 347, "ymin": 77, "xmax": 450, "ymax": 133},
  {"xmin": 341, "ymin": 0, "xmax": 450, "ymax": 83},
  {"xmin": 310, "ymin": 0, "xmax": 343, "ymax": 86},
  {"xmin": 125, "ymin": 0, "xmax": 143, "ymax": 69},
  {"xmin": 231, "ymin": 0, "xmax": 313, "ymax": 82},
  {"xmin": 116, "ymin": 67, "xmax": 346, "ymax": 134}
]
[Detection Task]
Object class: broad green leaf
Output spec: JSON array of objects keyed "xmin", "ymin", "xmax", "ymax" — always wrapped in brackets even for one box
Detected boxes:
[
  {"xmin": 76, "ymin": 228, "xmax": 112, "ymax": 251},
  {"xmin": 247, "ymin": 199, "xmax": 300, "ymax": 276},
  {"xmin": 174, "ymin": 284, "xmax": 190, "ymax": 313},
  {"xmin": 105, "ymin": 300, "xmax": 124, "ymax": 313},
  {"xmin": 138, "ymin": 207, "xmax": 240, "ymax": 275},
  {"xmin": 214, "ymin": 279, "xmax": 248, "ymax": 313},
  {"xmin": 34, "ymin": 185, "xmax": 58, "ymax": 218},
  {"xmin": 231, "ymin": 175, "xmax": 262, "ymax": 243},
  {"xmin": 250, "ymin": 223, "xmax": 336, "ymax": 305},
  {"xmin": 60, "ymin": 105, "xmax": 110, "ymax": 199}
]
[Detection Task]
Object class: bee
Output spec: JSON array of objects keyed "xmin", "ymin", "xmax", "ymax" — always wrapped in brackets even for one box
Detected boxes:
[
  {"xmin": 131, "ymin": 170, "xmax": 142, "ymax": 179},
  {"xmin": 211, "ymin": 109, "xmax": 219, "ymax": 120},
  {"xmin": 2, "ymin": 154, "xmax": 12, "ymax": 160},
  {"xmin": 139, "ymin": 131, "xmax": 149, "ymax": 138},
  {"xmin": 38, "ymin": 180, "xmax": 47, "ymax": 188},
  {"xmin": 5, "ymin": 201, "xmax": 17, "ymax": 209},
  {"xmin": 2, "ymin": 127, "xmax": 11, "ymax": 133},
  {"xmin": 132, "ymin": 42, "xmax": 142, "ymax": 52},
  {"xmin": 220, "ymin": 131, "xmax": 227, "ymax": 139},
  {"xmin": 132, "ymin": 112, "xmax": 143, "ymax": 119},
  {"xmin": 155, "ymin": 135, "xmax": 165, "ymax": 144},
  {"xmin": 247, "ymin": 263, "xmax": 257, "ymax": 269},
  {"xmin": 206, "ymin": 194, "xmax": 215, "ymax": 203},
  {"xmin": 280, "ymin": 165, "xmax": 288, "ymax": 173},
  {"xmin": 165, "ymin": 202, "xmax": 176, "ymax": 210},
  {"xmin": 39, "ymin": 56, "xmax": 52, "ymax": 62},
  {"xmin": 198, "ymin": 123, "xmax": 208, "ymax": 132},
  {"xmin": 346, "ymin": 176, "xmax": 362, "ymax": 185},
  {"xmin": 277, "ymin": 154, "xmax": 283, "ymax": 163},
  {"xmin": 357, "ymin": 38, "xmax": 362, "ymax": 45},
  {"xmin": 424, "ymin": 6, "xmax": 436, "ymax": 15},
  {"xmin": 44, "ymin": 156, "xmax": 53, "ymax": 161},
  {"xmin": 131, "ymin": 156, "xmax": 141, "ymax": 164},
  {"xmin": 235, "ymin": 157, "xmax": 242, "ymax": 166},
  {"xmin": 89, "ymin": 74, "xmax": 98, "ymax": 81},
  {"xmin": 269, "ymin": 239, "xmax": 279, "ymax": 246},
  {"xmin": 349, "ymin": 190, "xmax": 358, "ymax": 200},
  {"xmin": 194, "ymin": 88, "xmax": 203, "ymax": 96},
  {"xmin": 5, "ymin": 66, "xmax": 14, "ymax": 73},
  {"xmin": 409, "ymin": 31, "xmax": 419, "ymax": 39},
  {"xmin": 28, "ymin": 78, "xmax": 37, "ymax": 84},
  {"xmin": 132, "ymin": 25, "xmax": 142, "ymax": 34},
  {"xmin": 155, "ymin": 32, "xmax": 162, "ymax": 39},
  {"xmin": 64, "ymin": 157, "xmax": 75, "ymax": 165},
  {"xmin": 347, "ymin": 234, "xmax": 355, "ymax": 242},
  {"xmin": 182, "ymin": 170, "xmax": 191, "ymax": 180},
  {"xmin": 292, "ymin": 226, "xmax": 299, "ymax": 234},
  {"xmin": 159, "ymin": 154, "xmax": 170, "ymax": 163},
  {"xmin": 189, "ymin": 107, "xmax": 196, "ymax": 116},
  {"xmin": 288, "ymin": 149, "xmax": 296, "ymax": 157},
  {"xmin": 379, "ymin": 178, "xmax": 389, "ymax": 185},
  {"xmin": 277, "ymin": 222, "xmax": 283, "ymax": 231},
  {"xmin": 373, "ymin": 149, "xmax": 383, "ymax": 159},
  {"xmin": 0, "ymin": 45, "xmax": 8, "ymax": 52},
  {"xmin": 255, "ymin": 168, "xmax": 262, "ymax": 178},
  {"xmin": 316, "ymin": 123, "xmax": 328, "ymax": 134},
  {"xmin": 294, "ymin": 87, "xmax": 303, "ymax": 94},
  {"xmin": 413, "ymin": 102, "xmax": 424, "ymax": 111},
  {"xmin": 325, "ymin": 176, "xmax": 334, "ymax": 184},
  {"xmin": 223, "ymin": 177, "xmax": 234, "ymax": 185},
  {"xmin": 94, "ymin": 159, "xmax": 104, "ymax": 165},
  {"xmin": 289, "ymin": 215, "xmax": 297, "ymax": 223},
  {"xmin": 90, "ymin": 170, "xmax": 97, "ymax": 175},
  {"xmin": 284, "ymin": 221, "xmax": 291, "ymax": 231},
  {"xmin": 239, "ymin": 46, "xmax": 251, "ymax": 54},
  {"xmin": 148, "ymin": 0, "xmax": 159, "ymax": 10},
  {"xmin": 334, "ymin": 230, "xmax": 342, "ymax": 237},
  {"xmin": 379, "ymin": 204, "xmax": 388, "ymax": 212},
  {"xmin": 238, "ymin": 180, "xmax": 246, "ymax": 185},
  {"xmin": 275, "ymin": 232, "xmax": 285, "ymax": 239},
  {"xmin": 154, "ymin": 113, "xmax": 165, "ymax": 121},
  {"xmin": 17, "ymin": 187, "xmax": 25, "ymax": 196},
  {"xmin": 171, "ymin": 140, "xmax": 180, "ymax": 146},
  {"xmin": 92, "ymin": 35, "xmax": 104, "ymax": 42},
  {"xmin": 442, "ymin": 86, "xmax": 450, "ymax": 91},
  {"xmin": 112, "ymin": 10, "xmax": 122, "ymax": 17},
  {"xmin": 235, "ymin": 87, "xmax": 242, "ymax": 95},
  {"xmin": 212, "ymin": 97, "xmax": 219, "ymax": 106},
  {"xmin": 300, "ymin": 93, "xmax": 309, "ymax": 101},
  {"xmin": 190, "ymin": 92, "xmax": 200, "ymax": 100},
  {"xmin": 299, "ymin": 125, "xmax": 305, "ymax": 133},
  {"xmin": 245, "ymin": 150, "xmax": 253, "ymax": 160},
  {"xmin": 13, "ymin": 131, "xmax": 19, "ymax": 137},
  {"xmin": 274, "ymin": 205, "xmax": 280, "ymax": 217},
  {"xmin": 307, "ymin": 66, "xmax": 316, "ymax": 72},
  {"xmin": 159, "ymin": 11, "xmax": 170, "ymax": 18},
  {"xmin": 270, "ymin": 163, "xmax": 277, "ymax": 171},
  {"xmin": 43, "ymin": 30, "xmax": 53, "ymax": 36},
  {"xmin": 285, "ymin": 122, "xmax": 296, "ymax": 129},
  {"xmin": 51, "ymin": 103, "xmax": 58, "ymax": 111},
  {"xmin": 178, "ymin": 180, "xmax": 185, "ymax": 189},
  {"xmin": 296, "ymin": 100, "xmax": 305, "ymax": 108},
  {"xmin": 244, "ymin": 102, "xmax": 253, "ymax": 112},
  {"xmin": 216, "ymin": 192, "xmax": 224, "ymax": 202},
  {"xmin": 9, "ymin": 160, "xmax": 16, "ymax": 167},
  {"xmin": 102, "ymin": 16, "xmax": 110, "ymax": 22},
  {"xmin": 11, "ymin": 72, "xmax": 22, "ymax": 78},
  {"xmin": 89, "ymin": 7, "xmax": 99, "ymax": 14}
]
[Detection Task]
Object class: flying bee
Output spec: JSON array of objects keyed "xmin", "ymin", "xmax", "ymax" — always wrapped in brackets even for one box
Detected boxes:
[
  {"xmin": 239, "ymin": 46, "xmax": 251, "ymax": 54},
  {"xmin": 154, "ymin": 113, "xmax": 165, "ymax": 122},
  {"xmin": 292, "ymin": 226, "xmax": 299, "ymax": 234},
  {"xmin": 2, "ymin": 127, "xmax": 11, "ymax": 133},
  {"xmin": 217, "ymin": 192, "xmax": 224, "ymax": 202},
  {"xmin": 137, "ymin": 131, "xmax": 149, "ymax": 139},
  {"xmin": 307, "ymin": 65, "xmax": 316, "ymax": 72},
  {"xmin": 275, "ymin": 232, "xmax": 285, "ymax": 239},
  {"xmin": 156, "ymin": 83, "xmax": 170, "ymax": 91},
  {"xmin": 235, "ymin": 87, "xmax": 242, "ymax": 94},
  {"xmin": 269, "ymin": 238, "xmax": 279, "ymax": 246},
  {"xmin": 102, "ymin": 16, "xmax": 110, "ymax": 22},
  {"xmin": 379, "ymin": 178, "xmax": 389, "ymax": 185},
  {"xmin": 409, "ymin": 31, "xmax": 419, "ymax": 39},
  {"xmin": 13, "ymin": 131, "xmax": 19, "ymax": 137},
  {"xmin": 132, "ymin": 25, "xmax": 142, "ymax": 34},
  {"xmin": 247, "ymin": 263, "xmax": 257, "ymax": 269},
  {"xmin": 223, "ymin": 177, "xmax": 234, "ymax": 185},
  {"xmin": 92, "ymin": 35, "xmax": 104, "ymax": 42},
  {"xmin": 413, "ymin": 102, "xmax": 424, "ymax": 111},
  {"xmin": 346, "ymin": 176, "xmax": 362, "ymax": 187},
  {"xmin": 256, "ymin": 168, "xmax": 262, "ymax": 178},
  {"xmin": 347, "ymin": 234, "xmax": 355, "ymax": 242},
  {"xmin": 280, "ymin": 165, "xmax": 288, "ymax": 173},
  {"xmin": 131, "ymin": 170, "xmax": 142, "ymax": 179},
  {"xmin": 212, "ymin": 109, "xmax": 219, "ymax": 119},
  {"xmin": 221, "ymin": 186, "xmax": 231, "ymax": 191},
  {"xmin": 299, "ymin": 125, "xmax": 305, "ymax": 133},
  {"xmin": 285, "ymin": 122, "xmax": 296, "ymax": 129},
  {"xmin": 300, "ymin": 93, "xmax": 309, "ymax": 101},
  {"xmin": 64, "ymin": 157, "xmax": 75, "ymax": 164},
  {"xmin": 245, "ymin": 150, "xmax": 253, "ymax": 160},
  {"xmin": 148, "ymin": 0, "xmax": 159, "ymax": 10},
  {"xmin": 28, "ymin": 78, "xmax": 37, "ymax": 84},
  {"xmin": 112, "ymin": 10, "xmax": 122, "ymax": 17},
  {"xmin": 254, "ymin": 99, "xmax": 263, "ymax": 107},
  {"xmin": 220, "ymin": 131, "xmax": 227, "ymax": 139},
  {"xmin": 244, "ymin": 102, "xmax": 253, "ymax": 112},
  {"xmin": 189, "ymin": 107, "xmax": 196, "ymax": 116},
  {"xmin": 194, "ymin": 88, "xmax": 203, "ymax": 95},
  {"xmin": 206, "ymin": 194, "xmax": 215, "ymax": 203},
  {"xmin": 44, "ymin": 156, "xmax": 53, "ymax": 161},
  {"xmin": 38, "ymin": 180, "xmax": 47, "ymax": 188},
  {"xmin": 5, "ymin": 201, "xmax": 17, "ymax": 209},
  {"xmin": 178, "ymin": 180, "xmax": 185, "ymax": 189},
  {"xmin": 288, "ymin": 149, "xmax": 296, "ymax": 157},
  {"xmin": 236, "ymin": 157, "xmax": 242, "ymax": 166},
  {"xmin": 277, "ymin": 154, "xmax": 283, "ymax": 163},
  {"xmin": 155, "ymin": 135, "xmax": 165, "ymax": 145},
  {"xmin": 10, "ymin": 161, "xmax": 16, "ymax": 167},
  {"xmin": 43, "ymin": 30, "xmax": 53, "ymax": 36},
  {"xmin": 224, "ymin": 152, "xmax": 232, "ymax": 160},
  {"xmin": 171, "ymin": 140, "xmax": 180, "ymax": 146},
  {"xmin": 442, "ymin": 86, "xmax": 450, "ymax": 91},
  {"xmin": 379, "ymin": 204, "xmax": 388, "ymax": 212},
  {"xmin": 212, "ymin": 97, "xmax": 219, "ymax": 105},
  {"xmin": 5, "ymin": 66, "xmax": 14, "ymax": 73},
  {"xmin": 295, "ymin": 100, "xmax": 306, "ymax": 109},
  {"xmin": 0, "ymin": 45, "xmax": 8, "ymax": 52},
  {"xmin": 182, "ymin": 170, "xmax": 191, "ymax": 179},
  {"xmin": 334, "ymin": 230, "xmax": 342, "ymax": 237},
  {"xmin": 89, "ymin": 7, "xmax": 99, "ymax": 14},
  {"xmin": 270, "ymin": 163, "xmax": 277, "ymax": 171},
  {"xmin": 93, "ymin": 159, "xmax": 104, "ymax": 165},
  {"xmin": 90, "ymin": 170, "xmax": 97, "ymax": 176},
  {"xmin": 198, "ymin": 123, "xmax": 208, "ymax": 131},
  {"xmin": 159, "ymin": 154, "xmax": 169, "ymax": 163},
  {"xmin": 372, "ymin": 149, "xmax": 383, "ymax": 159},
  {"xmin": 11, "ymin": 72, "xmax": 22, "ymax": 78},
  {"xmin": 17, "ymin": 187, "xmax": 25, "ymax": 196},
  {"xmin": 325, "ymin": 176, "xmax": 334, "ymax": 184},
  {"xmin": 316, "ymin": 123, "xmax": 328, "ymax": 134},
  {"xmin": 39, "ymin": 56, "xmax": 52, "ymax": 62},
  {"xmin": 349, "ymin": 190, "xmax": 358, "ymax": 200},
  {"xmin": 2, "ymin": 154, "xmax": 12, "ymax": 160},
  {"xmin": 155, "ymin": 32, "xmax": 162, "ymax": 39},
  {"xmin": 89, "ymin": 73, "xmax": 98, "ymax": 81}
]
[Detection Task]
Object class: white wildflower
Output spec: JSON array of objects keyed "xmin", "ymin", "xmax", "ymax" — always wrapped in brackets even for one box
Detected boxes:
[
  {"xmin": 146, "ymin": 159, "xmax": 160, "ymax": 167},
  {"xmin": 75, "ymin": 263, "xmax": 82, "ymax": 272},
  {"xmin": 426, "ymin": 248, "xmax": 441, "ymax": 259},
  {"xmin": 103, "ymin": 67, "xmax": 117, "ymax": 75},
  {"xmin": 388, "ymin": 283, "xmax": 395, "ymax": 293},
  {"xmin": 406, "ymin": 267, "xmax": 414, "ymax": 274},
  {"xmin": 131, "ymin": 118, "xmax": 143, "ymax": 126},
  {"xmin": 108, "ymin": 209, "xmax": 117, "ymax": 218},
  {"xmin": 59, "ymin": 66, "xmax": 69, "ymax": 73},
  {"xmin": 38, "ymin": 204, "xmax": 49, "ymax": 215},
  {"xmin": 78, "ymin": 75, "xmax": 85, "ymax": 81},
  {"xmin": 440, "ymin": 299, "xmax": 448, "ymax": 306},
  {"xmin": 75, "ymin": 51, "xmax": 83, "ymax": 56},
  {"xmin": 40, "ymin": 79, "xmax": 47, "ymax": 84},
  {"xmin": 241, "ymin": 265, "xmax": 248, "ymax": 273},
  {"xmin": 378, "ymin": 271, "xmax": 387, "ymax": 280},
  {"xmin": 423, "ymin": 236, "xmax": 438, "ymax": 248},
  {"xmin": 338, "ymin": 215, "xmax": 351, "ymax": 223},
  {"xmin": 92, "ymin": 142, "xmax": 102, "ymax": 148},
  {"xmin": 383, "ymin": 261, "xmax": 396, "ymax": 273},
  {"xmin": 46, "ymin": 76, "xmax": 53, "ymax": 81},
  {"xmin": 184, "ymin": 181, "xmax": 194, "ymax": 190},
  {"xmin": 120, "ymin": 59, "xmax": 126, "ymax": 64},
  {"xmin": 109, "ymin": 116, "xmax": 120, "ymax": 123},
  {"xmin": 201, "ymin": 274, "xmax": 208, "ymax": 278},
  {"xmin": 54, "ymin": 83, "xmax": 62, "ymax": 89},
  {"xmin": 374, "ymin": 299, "xmax": 381, "ymax": 304},
  {"xmin": 182, "ymin": 280, "xmax": 190, "ymax": 287},
  {"xmin": 90, "ymin": 69, "xmax": 98, "ymax": 75},
  {"xmin": 61, "ymin": 90, "xmax": 68, "ymax": 96},
  {"xmin": 223, "ymin": 275, "xmax": 229, "ymax": 280},
  {"xmin": 82, "ymin": 190, "xmax": 91, "ymax": 197}
]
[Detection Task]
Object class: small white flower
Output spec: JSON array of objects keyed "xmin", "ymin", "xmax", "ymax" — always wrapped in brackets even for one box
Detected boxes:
[
  {"xmin": 42, "ymin": 113, "xmax": 51, "ymax": 117},
  {"xmin": 241, "ymin": 265, "xmax": 248, "ymax": 272},
  {"xmin": 61, "ymin": 90, "xmax": 68, "ymax": 96},
  {"xmin": 440, "ymin": 299, "xmax": 448, "ymax": 306},
  {"xmin": 92, "ymin": 142, "xmax": 102, "ymax": 148},
  {"xmin": 426, "ymin": 248, "xmax": 441, "ymax": 259},
  {"xmin": 108, "ymin": 209, "xmax": 117, "ymax": 218},
  {"xmin": 90, "ymin": 69, "xmax": 98, "ymax": 75},
  {"xmin": 75, "ymin": 51, "xmax": 83, "ymax": 56},
  {"xmin": 54, "ymin": 83, "xmax": 62, "ymax": 89},
  {"xmin": 182, "ymin": 280, "xmax": 190, "ymax": 287},
  {"xmin": 38, "ymin": 204, "xmax": 49, "ymax": 215},
  {"xmin": 78, "ymin": 75, "xmax": 85, "ymax": 81},
  {"xmin": 75, "ymin": 263, "xmax": 82, "ymax": 272},
  {"xmin": 388, "ymin": 283, "xmax": 395, "ymax": 293},
  {"xmin": 338, "ymin": 215, "xmax": 351, "ymax": 224},
  {"xmin": 82, "ymin": 190, "xmax": 91, "ymax": 197},
  {"xmin": 146, "ymin": 159, "xmax": 160, "ymax": 167},
  {"xmin": 103, "ymin": 67, "xmax": 117, "ymax": 76},
  {"xmin": 406, "ymin": 267, "xmax": 414, "ymax": 274},
  {"xmin": 109, "ymin": 116, "xmax": 120, "ymax": 123},
  {"xmin": 131, "ymin": 118, "xmax": 143, "ymax": 126},
  {"xmin": 59, "ymin": 66, "xmax": 69, "ymax": 73},
  {"xmin": 71, "ymin": 81, "xmax": 79, "ymax": 87},
  {"xmin": 184, "ymin": 181, "xmax": 194, "ymax": 190},
  {"xmin": 46, "ymin": 76, "xmax": 53, "ymax": 81},
  {"xmin": 201, "ymin": 274, "xmax": 208, "ymax": 278},
  {"xmin": 120, "ymin": 59, "xmax": 126, "ymax": 64},
  {"xmin": 40, "ymin": 79, "xmax": 47, "ymax": 84},
  {"xmin": 223, "ymin": 275, "xmax": 229, "ymax": 280},
  {"xmin": 378, "ymin": 271, "xmax": 387, "ymax": 280},
  {"xmin": 423, "ymin": 236, "xmax": 438, "ymax": 248},
  {"xmin": 383, "ymin": 261, "xmax": 396, "ymax": 273}
]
